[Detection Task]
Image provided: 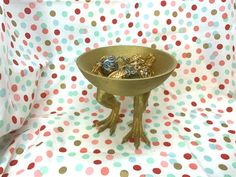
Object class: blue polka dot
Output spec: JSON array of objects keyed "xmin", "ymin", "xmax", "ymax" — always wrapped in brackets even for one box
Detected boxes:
[
  {"xmin": 0, "ymin": 89, "xmax": 6, "ymax": 97},
  {"xmin": 204, "ymin": 168, "xmax": 214, "ymax": 174}
]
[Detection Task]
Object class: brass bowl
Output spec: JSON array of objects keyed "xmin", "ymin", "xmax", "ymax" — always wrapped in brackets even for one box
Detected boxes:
[{"xmin": 76, "ymin": 45, "xmax": 177, "ymax": 96}]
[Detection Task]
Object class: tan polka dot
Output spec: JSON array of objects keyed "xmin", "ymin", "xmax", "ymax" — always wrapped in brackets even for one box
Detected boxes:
[
  {"xmin": 47, "ymin": 99, "xmax": 53, "ymax": 105},
  {"xmin": 211, "ymin": 9, "xmax": 217, "ymax": 15},
  {"xmin": 74, "ymin": 112, "xmax": 80, "ymax": 116},
  {"xmin": 116, "ymin": 37, "xmax": 121, "ymax": 43},
  {"xmin": 213, "ymin": 71, "xmax": 219, "ymax": 77},
  {"xmin": 107, "ymin": 149, "xmax": 115, "ymax": 154},
  {"xmin": 126, "ymin": 13, "xmax": 131, "ymax": 18},
  {"xmin": 214, "ymin": 34, "xmax": 220, "ymax": 40},
  {"xmin": 180, "ymin": 112, "xmax": 186, "ymax": 116},
  {"xmin": 226, "ymin": 54, "xmax": 231, "ymax": 60},
  {"xmin": 59, "ymin": 166, "xmax": 67, "ymax": 174},
  {"xmin": 16, "ymin": 147, "xmax": 24, "ymax": 154},
  {"xmin": 150, "ymin": 129, "xmax": 157, "ymax": 134},
  {"xmin": 50, "ymin": 10, "xmax": 56, "ymax": 17},
  {"xmin": 218, "ymin": 164, "xmax": 228, "ymax": 170},
  {"xmin": 11, "ymin": 20, "xmax": 17, "ymax": 27},
  {"xmin": 172, "ymin": 71, "xmax": 177, "ymax": 77},
  {"xmin": 74, "ymin": 40, "xmax": 79, "ymax": 45},
  {"xmin": 154, "ymin": 10, "xmax": 160, "ymax": 16},
  {"xmin": 151, "ymin": 44, "xmax": 156, "ymax": 49},
  {"xmin": 187, "ymin": 53, "xmax": 192, "ymax": 58},
  {"xmin": 85, "ymin": 0, "xmax": 91, "ymax": 2},
  {"xmin": 203, "ymin": 43, "xmax": 209, "ymax": 49},
  {"xmin": 174, "ymin": 163, "xmax": 182, "ymax": 170},
  {"xmin": 194, "ymin": 133, "xmax": 201, "ymax": 138},
  {"xmin": 91, "ymin": 21, "xmax": 97, "ymax": 27},
  {"xmin": 60, "ymin": 83, "xmax": 66, "ymax": 89},
  {"xmin": 74, "ymin": 140, "xmax": 81, "ymax": 146},
  {"xmin": 171, "ymin": 26, "xmax": 176, "ymax": 32},
  {"xmin": 221, "ymin": 123, "xmax": 228, "ymax": 128},
  {"xmin": 223, "ymin": 136, "xmax": 231, "ymax": 143},
  {"xmin": 0, "ymin": 6, "xmax": 2, "ymax": 15},
  {"xmin": 11, "ymin": 35, "xmax": 16, "ymax": 41},
  {"xmin": 120, "ymin": 170, "xmax": 129, "ymax": 177},
  {"xmin": 49, "ymin": 64, "xmax": 55, "ymax": 70},
  {"xmin": 16, "ymin": 50, "xmax": 21, "ymax": 57},
  {"xmin": 36, "ymin": 142, "xmax": 43, "ymax": 147},
  {"xmin": 58, "ymin": 127, "xmax": 64, "ymax": 132},
  {"xmin": 45, "ymin": 40, "xmax": 51, "ymax": 46},
  {"xmin": 205, "ymin": 108, "xmax": 212, "ymax": 112},
  {"xmin": 172, "ymin": 11, "xmax": 178, "ymax": 17}
]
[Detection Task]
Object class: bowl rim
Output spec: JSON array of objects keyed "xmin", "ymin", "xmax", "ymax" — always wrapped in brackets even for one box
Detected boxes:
[{"xmin": 76, "ymin": 45, "xmax": 177, "ymax": 81}]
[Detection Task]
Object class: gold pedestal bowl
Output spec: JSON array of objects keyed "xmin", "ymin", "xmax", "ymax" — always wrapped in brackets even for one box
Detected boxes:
[{"xmin": 76, "ymin": 45, "xmax": 177, "ymax": 149}]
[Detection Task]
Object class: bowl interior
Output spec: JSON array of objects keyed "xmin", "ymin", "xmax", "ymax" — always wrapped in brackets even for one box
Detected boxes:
[{"xmin": 77, "ymin": 45, "xmax": 177, "ymax": 80}]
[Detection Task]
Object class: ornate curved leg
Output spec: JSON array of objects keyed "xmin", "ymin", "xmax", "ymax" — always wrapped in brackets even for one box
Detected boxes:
[
  {"xmin": 94, "ymin": 88, "xmax": 121, "ymax": 135},
  {"xmin": 122, "ymin": 91, "xmax": 151, "ymax": 149}
]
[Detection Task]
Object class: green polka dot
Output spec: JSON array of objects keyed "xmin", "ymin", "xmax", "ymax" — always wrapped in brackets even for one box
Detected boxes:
[
  {"xmin": 75, "ymin": 164, "xmax": 83, "ymax": 172},
  {"xmin": 146, "ymin": 157, "xmax": 154, "ymax": 164},
  {"xmin": 113, "ymin": 162, "xmax": 121, "ymax": 167},
  {"xmin": 178, "ymin": 142, "xmax": 185, "ymax": 147},
  {"xmin": 40, "ymin": 166, "xmax": 49, "ymax": 175},
  {"xmin": 82, "ymin": 154, "xmax": 90, "ymax": 159}
]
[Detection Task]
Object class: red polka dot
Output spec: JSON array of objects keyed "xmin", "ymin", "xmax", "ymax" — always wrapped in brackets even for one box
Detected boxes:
[
  {"xmin": 194, "ymin": 77, "xmax": 200, "ymax": 82},
  {"xmin": 225, "ymin": 24, "xmax": 230, "ymax": 30},
  {"xmin": 184, "ymin": 153, "xmax": 192, "ymax": 160},
  {"xmin": 23, "ymin": 95, "xmax": 29, "ymax": 102},
  {"xmin": 7, "ymin": 12, "xmax": 12, "ymax": 18},
  {"xmin": 221, "ymin": 154, "xmax": 230, "ymax": 160},
  {"xmin": 0, "ymin": 167, "xmax": 4, "ymax": 174},
  {"xmin": 93, "ymin": 149, "xmax": 101, "ymax": 154},
  {"xmin": 40, "ymin": 92, "xmax": 47, "ymax": 98},
  {"xmin": 54, "ymin": 29, "xmax": 60, "ymax": 35},
  {"xmin": 52, "ymin": 73, "xmax": 57, "ymax": 79},
  {"xmin": 133, "ymin": 165, "xmax": 141, "ymax": 171},
  {"xmin": 85, "ymin": 38, "xmax": 90, "ymax": 43},
  {"xmin": 191, "ymin": 4, "xmax": 197, "ymax": 10},
  {"xmin": 128, "ymin": 22, "xmax": 133, "ymax": 28},
  {"xmin": 94, "ymin": 160, "xmax": 102, "ymax": 165},
  {"xmin": 28, "ymin": 66, "xmax": 34, "ymax": 72},
  {"xmin": 3, "ymin": 0, "xmax": 9, "ymax": 5},
  {"xmin": 24, "ymin": 8, "xmax": 31, "ymax": 14},
  {"xmin": 182, "ymin": 175, "xmax": 190, "ymax": 177},
  {"xmin": 217, "ymin": 44, "xmax": 223, "ymax": 50},
  {"xmin": 152, "ymin": 168, "xmax": 161, "ymax": 174},
  {"xmin": 1, "ymin": 23, "xmax": 6, "ymax": 32},
  {"xmin": 9, "ymin": 160, "xmax": 18, "ymax": 166},
  {"xmin": 184, "ymin": 127, "xmax": 191, "ymax": 132},
  {"xmin": 75, "ymin": 8, "xmax": 81, "ymax": 14},
  {"xmin": 166, "ymin": 19, "xmax": 172, "ymax": 25},
  {"xmin": 135, "ymin": 3, "xmax": 139, "ymax": 8},
  {"xmin": 206, "ymin": 64, "xmax": 212, "ymax": 70},
  {"xmin": 226, "ymin": 107, "xmax": 233, "ymax": 112},
  {"xmin": 162, "ymin": 35, "xmax": 167, "ymax": 41},
  {"xmin": 219, "ymin": 84, "xmax": 225, "ymax": 90},
  {"xmin": 163, "ymin": 142, "xmax": 171, "ymax": 146},
  {"xmin": 27, "ymin": 162, "xmax": 35, "ymax": 170},
  {"xmin": 25, "ymin": 33, "xmax": 31, "ymax": 39},
  {"xmin": 2, "ymin": 173, "xmax": 8, "ymax": 177},
  {"xmin": 100, "ymin": 16, "xmax": 106, "ymax": 22},
  {"xmin": 112, "ymin": 19, "xmax": 117, "ymax": 24},
  {"xmin": 82, "ymin": 90, "xmax": 87, "ymax": 95},
  {"xmin": 209, "ymin": 138, "xmax": 216, "ymax": 143},
  {"xmin": 137, "ymin": 31, "xmax": 143, "ymax": 37},
  {"xmin": 71, "ymin": 76, "xmax": 77, "ymax": 81},
  {"xmin": 191, "ymin": 102, "xmax": 197, "ymax": 107},
  {"xmin": 175, "ymin": 40, "xmax": 181, "ymax": 46},
  {"xmin": 59, "ymin": 147, "xmax": 67, "ymax": 152},
  {"xmin": 161, "ymin": 1, "xmax": 166, "ymax": 6},
  {"xmin": 206, "ymin": 120, "xmax": 213, "ymax": 125},
  {"xmin": 101, "ymin": 167, "xmax": 109, "ymax": 176}
]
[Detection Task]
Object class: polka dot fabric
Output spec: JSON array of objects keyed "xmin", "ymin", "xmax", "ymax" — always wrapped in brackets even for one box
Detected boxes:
[{"xmin": 0, "ymin": 0, "xmax": 236, "ymax": 177}]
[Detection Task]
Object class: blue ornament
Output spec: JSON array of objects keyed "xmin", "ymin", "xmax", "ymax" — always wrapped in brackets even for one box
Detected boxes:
[{"xmin": 101, "ymin": 56, "xmax": 118, "ymax": 76}]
